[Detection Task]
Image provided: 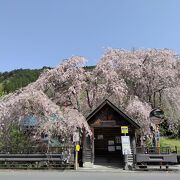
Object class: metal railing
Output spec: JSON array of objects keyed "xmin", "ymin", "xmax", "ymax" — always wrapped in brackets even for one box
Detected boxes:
[
  {"xmin": 136, "ymin": 146, "xmax": 177, "ymax": 154},
  {"xmin": 0, "ymin": 145, "xmax": 75, "ymax": 169}
]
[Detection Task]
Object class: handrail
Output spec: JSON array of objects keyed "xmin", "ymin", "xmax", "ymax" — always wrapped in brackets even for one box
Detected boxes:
[{"xmin": 135, "ymin": 146, "xmax": 177, "ymax": 154}]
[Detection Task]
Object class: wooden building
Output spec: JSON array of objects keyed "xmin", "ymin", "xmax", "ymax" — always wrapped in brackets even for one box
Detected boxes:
[{"xmin": 82, "ymin": 99, "xmax": 141, "ymax": 168}]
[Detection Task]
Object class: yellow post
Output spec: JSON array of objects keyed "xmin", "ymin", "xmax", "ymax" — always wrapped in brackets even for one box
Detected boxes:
[
  {"xmin": 75, "ymin": 150, "xmax": 78, "ymax": 170},
  {"xmin": 74, "ymin": 144, "xmax": 80, "ymax": 170}
]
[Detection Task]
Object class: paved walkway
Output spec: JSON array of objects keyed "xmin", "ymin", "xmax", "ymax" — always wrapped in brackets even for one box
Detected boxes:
[
  {"xmin": 78, "ymin": 164, "xmax": 180, "ymax": 172},
  {"xmin": 0, "ymin": 170, "xmax": 180, "ymax": 180}
]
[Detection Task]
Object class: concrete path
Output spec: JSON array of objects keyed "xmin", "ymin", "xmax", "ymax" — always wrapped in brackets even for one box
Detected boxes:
[
  {"xmin": 0, "ymin": 169, "xmax": 180, "ymax": 180},
  {"xmin": 78, "ymin": 164, "xmax": 180, "ymax": 172}
]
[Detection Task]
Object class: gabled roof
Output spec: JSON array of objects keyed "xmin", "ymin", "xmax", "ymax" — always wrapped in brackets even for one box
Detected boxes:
[{"xmin": 86, "ymin": 99, "xmax": 141, "ymax": 129}]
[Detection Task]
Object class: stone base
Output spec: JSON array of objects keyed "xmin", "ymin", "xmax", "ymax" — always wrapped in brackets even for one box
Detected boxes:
[{"xmin": 83, "ymin": 162, "xmax": 94, "ymax": 168}]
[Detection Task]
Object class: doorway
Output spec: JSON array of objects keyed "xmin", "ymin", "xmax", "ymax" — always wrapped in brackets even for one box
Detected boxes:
[{"xmin": 94, "ymin": 127, "xmax": 123, "ymax": 166}]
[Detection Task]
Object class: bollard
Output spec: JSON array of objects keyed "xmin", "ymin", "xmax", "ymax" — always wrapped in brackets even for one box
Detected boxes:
[{"xmin": 123, "ymin": 154, "xmax": 128, "ymax": 170}]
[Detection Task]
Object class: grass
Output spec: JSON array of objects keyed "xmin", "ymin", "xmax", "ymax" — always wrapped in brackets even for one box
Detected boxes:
[{"xmin": 160, "ymin": 137, "xmax": 180, "ymax": 154}]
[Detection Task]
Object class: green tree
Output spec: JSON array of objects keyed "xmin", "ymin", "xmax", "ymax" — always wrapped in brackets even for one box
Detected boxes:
[{"xmin": 0, "ymin": 124, "xmax": 33, "ymax": 153}]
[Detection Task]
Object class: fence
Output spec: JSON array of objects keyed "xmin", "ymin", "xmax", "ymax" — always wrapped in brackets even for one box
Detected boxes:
[
  {"xmin": 0, "ymin": 146, "xmax": 75, "ymax": 169},
  {"xmin": 135, "ymin": 146, "xmax": 178, "ymax": 169},
  {"xmin": 136, "ymin": 146, "xmax": 177, "ymax": 154}
]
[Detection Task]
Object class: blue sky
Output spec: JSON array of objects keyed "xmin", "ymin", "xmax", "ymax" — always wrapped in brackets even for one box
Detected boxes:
[{"xmin": 0, "ymin": 0, "xmax": 180, "ymax": 72}]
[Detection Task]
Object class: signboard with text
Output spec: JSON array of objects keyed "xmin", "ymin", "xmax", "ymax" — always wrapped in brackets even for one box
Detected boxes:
[
  {"xmin": 73, "ymin": 132, "xmax": 80, "ymax": 142},
  {"xmin": 121, "ymin": 126, "xmax": 128, "ymax": 134},
  {"xmin": 121, "ymin": 136, "xmax": 131, "ymax": 155}
]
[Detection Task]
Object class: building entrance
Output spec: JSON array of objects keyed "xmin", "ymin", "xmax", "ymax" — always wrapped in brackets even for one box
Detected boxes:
[{"xmin": 94, "ymin": 127, "xmax": 123, "ymax": 165}]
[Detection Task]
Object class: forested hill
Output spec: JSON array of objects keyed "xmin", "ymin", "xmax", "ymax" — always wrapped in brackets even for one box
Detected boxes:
[
  {"xmin": 0, "ymin": 67, "xmax": 51, "ymax": 96},
  {"xmin": 0, "ymin": 66, "xmax": 95, "ymax": 96}
]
